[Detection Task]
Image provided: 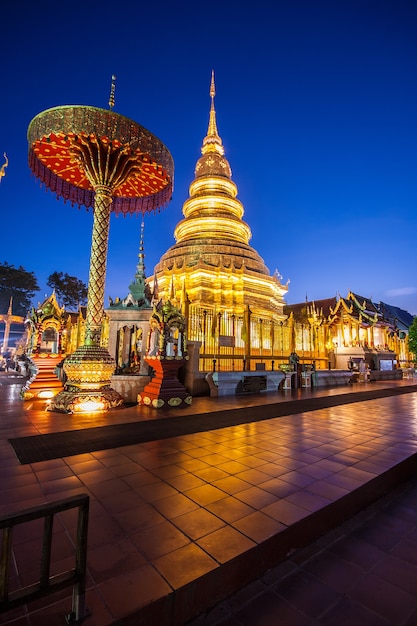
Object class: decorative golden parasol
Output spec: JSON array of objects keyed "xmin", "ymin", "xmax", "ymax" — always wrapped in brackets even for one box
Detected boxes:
[{"xmin": 27, "ymin": 79, "xmax": 174, "ymax": 413}]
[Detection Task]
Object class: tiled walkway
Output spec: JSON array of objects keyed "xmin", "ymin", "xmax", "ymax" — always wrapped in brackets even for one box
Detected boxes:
[
  {"xmin": 0, "ymin": 373, "xmax": 417, "ymax": 625},
  {"xmin": 187, "ymin": 472, "xmax": 417, "ymax": 626}
]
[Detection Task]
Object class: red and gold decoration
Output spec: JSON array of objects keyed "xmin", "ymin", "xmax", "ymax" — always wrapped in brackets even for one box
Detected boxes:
[
  {"xmin": 138, "ymin": 301, "xmax": 192, "ymax": 408},
  {"xmin": 28, "ymin": 79, "xmax": 174, "ymax": 413}
]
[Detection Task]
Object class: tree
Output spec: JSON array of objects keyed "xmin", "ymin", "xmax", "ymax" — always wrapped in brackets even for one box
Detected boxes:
[
  {"xmin": 408, "ymin": 317, "xmax": 417, "ymax": 364},
  {"xmin": 47, "ymin": 272, "xmax": 88, "ymax": 309},
  {"xmin": 0, "ymin": 262, "xmax": 39, "ymax": 316}
]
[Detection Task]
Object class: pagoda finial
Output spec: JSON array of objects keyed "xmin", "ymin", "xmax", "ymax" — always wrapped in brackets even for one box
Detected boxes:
[
  {"xmin": 139, "ymin": 218, "xmax": 145, "ymax": 266},
  {"xmin": 202, "ymin": 71, "xmax": 224, "ymax": 155},
  {"xmin": 210, "ymin": 69, "xmax": 216, "ymax": 100},
  {"xmin": 0, "ymin": 153, "xmax": 8, "ymax": 183},
  {"xmin": 128, "ymin": 217, "xmax": 151, "ymax": 304},
  {"xmin": 108, "ymin": 75, "xmax": 116, "ymax": 110}
]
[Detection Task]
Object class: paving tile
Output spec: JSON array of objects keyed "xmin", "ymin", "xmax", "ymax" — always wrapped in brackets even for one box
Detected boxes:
[
  {"xmin": 285, "ymin": 489, "xmax": 332, "ymax": 512},
  {"xmin": 370, "ymin": 553, "xmax": 417, "ymax": 596},
  {"xmin": 235, "ymin": 467, "xmax": 275, "ymax": 485},
  {"xmin": 319, "ymin": 596, "xmax": 389, "ymax": 626},
  {"xmin": 64, "ymin": 459, "xmax": 105, "ymax": 474},
  {"xmin": 390, "ymin": 537, "xmax": 417, "ymax": 565},
  {"xmin": 329, "ymin": 535, "xmax": 386, "ymax": 571},
  {"xmin": 3, "ymin": 472, "xmax": 40, "ymax": 489},
  {"xmin": 39, "ymin": 475, "xmax": 84, "ymax": 495},
  {"xmin": 130, "ymin": 520, "xmax": 190, "ymax": 560},
  {"xmin": 234, "ymin": 485, "xmax": 278, "ymax": 508},
  {"xmin": 172, "ymin": 507, "xmax": 225, "ymax": 539},
  {"xmin": 303, "ymin": 549, "xmax": 364, "ymax": 593},
  {"xmin": 78, "ymin": 467, "xmax": 118, "ymax": 485},
  {"xmin": 211, "ymin": 475, "xmax": 252, "ymax": 495},
  {"xmin": 152, "ymin": 491, "xmax": 200, "ymax": 519},
  {"xmin": 257, "ymin": 477, "xmax": 298, "ymax": 498},
  {"xmin": 235, "ymin": 589, "xmax": 311, "ymax": 625},
  {"xmin": 153, "ymin": 543, "xmax": 218, "ymax": 589},
  {"xmin": 193, "ymin": 466, "xmax": 230, "ymax": 482},
  {"xmin": 113, "ymin": 502, "xmax": 165, "ymax": 534},
  {"xmin": 121, "ymin": 469, "xmax": 160, "ymax": 489},
  {"xmin": 98, "ymin": 489, "xmax": 144, "ymax": 514},
  {"xmin": 186, "ymin": 484, "xmax": 228, "ymax": 506},
  {"xmin": 134, "ymin": 480, "xmax": 179, "ymax": 503},
  {"xmin": 97, "ymin": 564, "xmax": 172, "ymax": 618},
  {"xmin": 86, "ymin": 476, "xmax": 131, "ymax": 498},
  {"xmin": 275, "ymin": 570, "xmax": 342, "ymax": 618},
  {"xmin": 261, "ymin": 499, "xmax": 310, "ymax": 526},
  {"xmin": 215, "ymin": 460, "xmax": 251, "ymax": 475},
  {"xmin": 348, "ymin": 572, "xmax": 417, "ymax": 624},
  {"xmin": 352, "ymin": 512, "xmax": 415, "ymax": 551},
  {"xmin": 197, "ymin": 525, "xmax": 256, "ymax": 563},
  {"xmin": 87, "ymin": 538, "xmax": 146, "ymax": 583},
  {"xmin": 206, "ymin": 496, "xmax": 255, "ymax": 524},
  {"xmin": 233, "ymin": 511, "xmax": 286, "ymax": 543},
  {"xmin": 0, "ymin": 483, "xmax": 45, "ymax": 506},
  {"xmin": 306, "ymin": 479, "xmax": 350, "ymax": 501}
]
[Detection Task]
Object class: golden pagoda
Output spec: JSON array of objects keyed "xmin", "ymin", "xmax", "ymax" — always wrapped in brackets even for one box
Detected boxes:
[{"xmin": 152, "ymin": 73, "xmax": 288, "ymax": 346}]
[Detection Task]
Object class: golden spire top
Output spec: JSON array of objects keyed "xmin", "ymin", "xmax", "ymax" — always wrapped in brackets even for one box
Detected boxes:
[
  {"xmin": 139, "ymin": 218, "xmax": 145, "ymax": 261},
  {"xmin": 202, "ymin": 70, "xmax": 224, "ymax": 155},
  {"xmin": 210, "ymin": 69, "xmax": 216, "ymax": 99},
  {"xmin": 108, "ymin": 75, "xmax": 116, "ymax": 110},
  {"xmin": 0, "ymin": 153, "xmax": 8, "ymax": 183}
]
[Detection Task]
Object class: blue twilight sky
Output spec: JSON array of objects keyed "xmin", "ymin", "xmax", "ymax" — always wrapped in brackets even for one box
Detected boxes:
[{"xmin": 0, "ymin": 0, "xmax": 416, "ymax": 315}]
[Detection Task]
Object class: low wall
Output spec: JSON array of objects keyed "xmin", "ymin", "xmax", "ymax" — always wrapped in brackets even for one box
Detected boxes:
[
  {"xmin": 314, "ymin": 370, "xmax": 353, "ymax": 387},
  {"xmin": 369, "ymin": 369, "xmax": 403, "ymax": 382},
  {"xmin": 110, "ymin": 375, "xmax": 150, "ymax": 403},
  {"xmin": 206, "ymin": 371, "xmax": 284, "ymax": 397},
  {"xmin": 206, "ymin": 369, "xmax": 356, "ymax": 396},
  {"xmin": 191, "ymin": 367, "xmax": 404, "ymax": 398}
]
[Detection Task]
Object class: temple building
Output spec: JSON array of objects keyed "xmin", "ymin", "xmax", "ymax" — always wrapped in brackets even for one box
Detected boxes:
[
  {"xmin": 146, "ymin": 74, "xmax": 412, "ymax": 384},
  {"xmin": 286, "ymin": 292, "xmax": 411, "ymax": 373},
  {"xmin": 150, "ymin": 73, "xmax": 288, "ymax": 375}
]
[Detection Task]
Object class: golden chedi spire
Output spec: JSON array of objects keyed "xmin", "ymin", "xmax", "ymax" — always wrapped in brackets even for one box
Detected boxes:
[
  {"xmin": 153, "ymin": 73, "xmax": 287, "ymax": 317},
  {"xmin": 202, "ymin": 71, "xmax": 224, "ymax": 157},
  {"xmin": 174, "ymin": 70, "xmax": 252, "ymax": 248}
]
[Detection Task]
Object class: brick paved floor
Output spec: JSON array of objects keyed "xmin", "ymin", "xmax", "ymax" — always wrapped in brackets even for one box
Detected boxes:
[{"xmin": 0, "ymin": 372, "xmax": 417, "ymax": 625}]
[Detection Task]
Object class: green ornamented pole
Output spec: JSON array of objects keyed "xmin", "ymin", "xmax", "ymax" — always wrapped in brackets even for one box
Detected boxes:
[{"xmin": 85, "ymin": 184, "xmax": 113, "ymax": 346}]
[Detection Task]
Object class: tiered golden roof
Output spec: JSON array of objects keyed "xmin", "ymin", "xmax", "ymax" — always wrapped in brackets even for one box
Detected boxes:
[{"xmin": 153, "ymin": 72, "xmax": 287, "ymax": 318}]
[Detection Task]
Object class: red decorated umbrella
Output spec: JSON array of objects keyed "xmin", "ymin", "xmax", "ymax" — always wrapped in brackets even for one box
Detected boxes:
[{"xmin": 27, "ymin": 85, "xmax": 174, "ymax": 413}]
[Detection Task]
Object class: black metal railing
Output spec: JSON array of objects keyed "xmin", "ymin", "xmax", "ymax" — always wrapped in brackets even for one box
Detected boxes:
[{"xmin": 0, "ymin": 493, "xmax": 89, "ymax": 624}]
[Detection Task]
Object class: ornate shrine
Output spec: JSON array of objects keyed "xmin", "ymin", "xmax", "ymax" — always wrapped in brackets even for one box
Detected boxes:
[{"xmin": 138, "ymin": 300, "xmax": 192, "ymax": 408}]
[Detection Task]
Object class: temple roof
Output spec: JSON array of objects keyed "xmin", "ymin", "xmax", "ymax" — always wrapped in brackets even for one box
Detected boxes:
[
  {"xmin": 378, "ymin": 302, "xmax": 414, "ymax": 332},
  {"xmin": 284, "ymin": 298, "xmax": 337, "ymax": 321},
  {"xmin": 108, "ymin": 220, "xmax": 152, "ymax": 310},
  {"xmin": 347, "ymin": 292, "xmax": 381, "ymax": 317},
  {"xmin": 286, "ymin": 293, "xmax": 414, "ymax": 331}
]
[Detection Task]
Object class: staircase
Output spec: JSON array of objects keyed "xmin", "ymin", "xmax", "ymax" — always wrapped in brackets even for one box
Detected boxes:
[{"xmin": 26, "ymin": 355, "xmax": 64, "ymax": 399}]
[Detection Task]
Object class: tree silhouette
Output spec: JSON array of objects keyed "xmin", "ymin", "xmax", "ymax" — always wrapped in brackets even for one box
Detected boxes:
[
  {"xmin": 47, "ymin": 272, "xmax": 88, "ymax": 309},
  {"xmin": 0, "ymin": 262, "xmax": 39, "ymax": 316}
]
